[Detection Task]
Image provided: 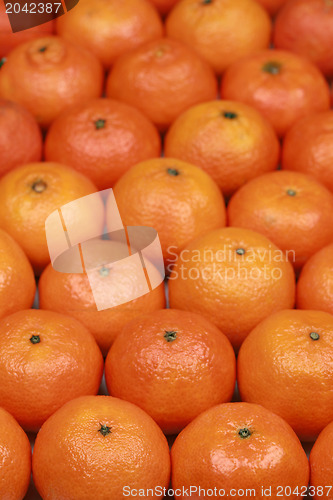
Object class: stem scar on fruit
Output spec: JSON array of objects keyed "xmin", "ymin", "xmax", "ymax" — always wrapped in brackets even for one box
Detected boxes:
[
  {"xmin": 286, "ymin": 189, "xmax": 297, "ymax": 197},
  {"xmin": 310, "ymin": 332, "xmax": 320, "ymax": 341},
  {"xmin": 236, "ymin": 248, "xmax": 246, "ymax": 256},
  {"xmin": 99, "ymin": 424, "xmax": 111, "ymax": 437},
  {"xmin": 0, "ymin": 58, "xmax": 6, "ymax": 68},
  {"xmin": 262, "ymin": 61, "xmax": 282, "ymax": 75},
  {"xmin": 164, "ymin": 330, "xmax": 177, "ymax": 342},
  {"xmin": 99, "ymin": 266, "xmax": 110, "ymax": 277},
  {"xmin": 30, "ymin": 335, "xmax": 41, "ymax": 345},
  {"xmin": 222, "ymin": 111, "xmax": 238, "ymax": 120},
  {"xmin": 95, "ymin": 119, "xmax": 106, "ymax": 130},
  {"xmin": 167, "ymin": 168, "xmax": 180, "ymax": 177},
  {"xmin": 238, "ymin": 428, "xmax": 251, "ymax": 439},
  {"xmin": 32, "ymin": 180, "xmax": 47, "ymax": 193}
]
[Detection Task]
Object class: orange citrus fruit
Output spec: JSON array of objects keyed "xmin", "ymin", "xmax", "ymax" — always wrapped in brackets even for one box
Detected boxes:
[
  {"xmin": 310, "ymin": 421, "xmax": 333, "ymax": 499},
  {"xmin": 105, "ymin": 309, "xmax": 236, "ymax": 434},
  {"xmin": 165, "ymin": 0, "xmax": 271, "ymax": 75},
  {"xmin": 0, "ymin": 35, "xmax": 104, "ymax": 128},
  {"xmin": 238, "ymin": 309, "xmax": 333, "ymax": 441},
  {"xmin": 45, "ymin": 98, "xmax": 161, "ymax": 190},
  {"xmin": 168, "ymin": 227, "xmax": 296, "ymax": 351},
  {"xmin": 227, "ymin": 170, "xmax": 333, "ymax": 270},
  {"xmin": 282, "ymin": 111, "xmax": 333, "ymax": 193},
  {"xmin": 0, "ymin": 228, "xmax": 36, "ymax": 319},
  {"xmin": 112, "ymin": 158, "xmax": 226, "ymax": 268},
  {"xmin": 33, "ymin": 396, "xmax": 171, "ymax": 499},
  {"xmin": 0, "ymin": 99, "xmax": 42, "ymax": 177},
  {"xmin": 0, "ymin": 161, "xmax": 101, "ymax": 275},
  {"xmin": 0, "ymin": 406, "xmax": 31, "ymax": 500},
  {"xmin": 164, "ymin": 100, "xmax": 280, "ymax": 198},
  {"xmin": 296, "ymin": 243, "xmax": 333, "ymax": 315},
  {"xmin": 171, "ymin": 402, "xmax": 309, "ymax": 499},
  {"xmin": 0, "ymin": 309, "xmax": 103, "ymax": 432},
  {"xmin": 0, "ymin": 1, "xmax": 54, "ymax": 58},
  {"xmin": 56, "ymin": 0, "xmax": 163, "ymax": 69},
  {"xmin": 221, "ymin": 49, "xmax": 331, "ymax": 137},
  {"xmin": 273, "ymin": 0, "xmax": 333, "ymax": 78},
  {"xmin": 106, "ymin": 37, "xmax": 217, "ymax": 131},
  {"xmin": 39, "ymin": 239, "xmax": 166, "ymax": 355}
]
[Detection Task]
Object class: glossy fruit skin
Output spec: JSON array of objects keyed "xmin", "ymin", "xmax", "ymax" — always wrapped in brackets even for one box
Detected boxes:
[
  {"xmin": 165, "ymin": 0, "xmax": 271, "ymax": 75},
  {"xmin": 0, "ymin": 99, "xmax": 42, "ymax": 177},
  {"xmin": 254, "ymin": 0, "xmax": 288, "ymax": 16},
  {"xmin": 0, "ymin": 309, "xmax": 103, "ymax": 432},
  {"xmin": 0, "ymin": 1, "xmax": 54, "ymax": 58},
  {"xmin": 227, "ymin": 170, "xmax": 333, "ymax": 271},
  {"xmin": 0, "ymin": 162, "xmax": 100, "ymax": 275},
  {"xmin": 171, "ymin": 402, "xmax": 309, "ymax": 499},
  {"xmin": 273, "ymin": 0, "xmax": 333, "ymax": 78},
  {"xmin": 0, "ymin": 36, "xmax": 103, "ymax": 128},
  {"xmin": 39, "ymin": 239, "xmax": 166, "ymax": 355},
  {"xmin": 310, "ymin": 421, "xmax": 333, "ymax": 499},
  {"xmin": 105, "ymin": 309, "xmax": 236, "ymax": 434},
  {"xmin": 297, "ymin": 243, "xmax": 333, "ymax": 315},
  {"xmin": 56, "ymin": 0, "xmax": 163, "ymax": 69},
  {"xmin": 164, "ymin": 100, "xmax": 280, "ymax": 198},
  {"xmin": 112, "ymin": 158, "xmax": 226, "ymax": 267},
  {"xmin": 238, "ymin": 309, "xmax": 333, "ymax": 441},
  {"xmin": 32, "ymin": 395, "xmax": 171, "ymax": 500},
  {"xmin": 282, "ymin": 111, "xmax": 333, "ymax": 193},
  {"xmin": 0, "ymin": 407, "xmax": 31, "ymax": 500},
  {"xmin": 221, "ymin": 49, "xmax": 331, "ymax": 137},
  {"xmin": 106, "ymin": 37, "xmax": 217, "ymax": 132},
  {"xmin": 168, "ymin": 227, "xmax": 296, "ymax": 351},
  {"xmin": 45, "ymin": 99, "xmax": 161, "ymax": 190},
  {"xmin": 0, "ymin": 228, "xmax": 36, "ymax": 320}
]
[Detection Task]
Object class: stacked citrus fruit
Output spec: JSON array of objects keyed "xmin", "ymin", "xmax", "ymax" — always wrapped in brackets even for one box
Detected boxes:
[{"xmin": 0, "ymin": 0, "xmax": 333, "ymax": 498}]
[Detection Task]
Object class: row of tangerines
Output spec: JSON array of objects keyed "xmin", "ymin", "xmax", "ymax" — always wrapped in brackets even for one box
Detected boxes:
[
  {"xmin": 1, "ymin": 305, "xmax": 333, "ymax": 499},
  {"xmin": 1, "ymin": 0, "xmax": 333, "ymax": 75},
  {"xmin": 0, "ymin": 0, "xmax": 333, "ymax": 131},
  {"xmin": 0, "ymin": 160, "xmax": 333, "ymax": 350}
]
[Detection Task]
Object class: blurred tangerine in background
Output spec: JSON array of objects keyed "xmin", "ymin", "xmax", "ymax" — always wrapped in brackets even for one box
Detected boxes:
[
  {"xmin": 297, "ymin": 243, "xmax": 333, "ymax": 316},
  {"xmin": 0, "ymin": 1, "xmax": 54, "ymax": 58},
  {"xmin": 0, "ymin": 99, "xmax": 42, "ymax": 177},
  {"xmin": 165, "ymin": 100, "xmax": 280, "ymax": 199},
  {"xmin": 0, "ymin": 162, "xmax": 102, "ymax": 274},
  {"xmin": 165, "ymin": 0, "xmax": 272, "ymax": 74},
  {"xmin": 112, "ymin": 157, "xmax": 227, "ymax": 267},
  {"xmin": 0, "ymin": 35, "xmax": 104, "ymax": 128},
  {"xmin": 56, "ymin": 0, "xmax": 164, "ymax": 69},
  {"xmin": 282, "ymin": 111, "xmax": 333, "ymax": 194},
  {"xmin": 227, "ymin": 170, "xmax": 333, "ymax": 270},
  {"xmin": 221, "ymin": 49, "xmax": 331, "ymax": 137},
  {"xmin": 45, "ymin": 99, "xmax": 162, "ymax": 189},
  {"xmin": 273, "ymin": 0, "xmax": 333, "ymax": 78},
  {"xmin": 106, "ymin": 37, "xmax": 217, "ymax": 131}
]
